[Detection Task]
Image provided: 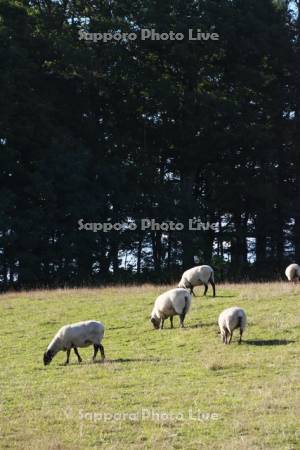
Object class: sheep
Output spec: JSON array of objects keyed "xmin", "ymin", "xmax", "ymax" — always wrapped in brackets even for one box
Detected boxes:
[
  {"xmin": 218, "ymin": 307, "xmax": 246, "ymax": 344},
  {"xmin": 43, "ymin": 320, "xmax": 105, "ymax": 366},
  {"xmin": 285, "ymin": 263, "xmax": 300, "ymax": 282},
  {"xmin": 178, "ymin": 265, "xmax": 216, "ymax": 297},
  {"xmin": 150, "ymin": 288, "xmax": 192, "ymax": 330}
]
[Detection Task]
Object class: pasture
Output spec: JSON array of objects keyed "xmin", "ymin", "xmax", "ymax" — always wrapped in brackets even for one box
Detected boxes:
[{"xmin": 0, "ymin": 283, "xmax": 299, "ymax": 450}]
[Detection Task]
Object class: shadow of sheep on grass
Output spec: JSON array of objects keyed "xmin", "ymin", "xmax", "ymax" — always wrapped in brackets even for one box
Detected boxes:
[{"xmin": 245, "ymin": 339, "xmax": 295, "ymax": 346}]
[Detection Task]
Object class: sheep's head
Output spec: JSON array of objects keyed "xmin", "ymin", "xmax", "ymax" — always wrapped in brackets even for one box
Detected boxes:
[
  {"xmin": 150, "ymin": 316, "xmax": 160, "ymax": 329},
  {"xmin": 43, "ymin": 350, "xmax": 53, "ymax": 366}
]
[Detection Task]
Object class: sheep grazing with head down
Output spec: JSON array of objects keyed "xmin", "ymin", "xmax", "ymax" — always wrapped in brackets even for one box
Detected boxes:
[
  {"xmin": 218, "ymin": 307, "xmax": 246, "ymax": 344},
  {"xmin": 285, "ymin": 263, "xmax": 300, "ymax": 282},
  {"xmin": 178, "ymin": 265, "xmax": 216, "ymax": 297},
  {"xmin": 150, "ymin": 288, "xmax": 192, "ymax": 330},
  {"xmin": 43, "ymin": 320, "xmax": 105, "ymax": 366}
]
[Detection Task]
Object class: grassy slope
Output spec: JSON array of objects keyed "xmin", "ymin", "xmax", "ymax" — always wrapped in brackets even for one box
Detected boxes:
[{"xmin": 0, "ymin": 283, "xmax": 299, "ymax": 450}]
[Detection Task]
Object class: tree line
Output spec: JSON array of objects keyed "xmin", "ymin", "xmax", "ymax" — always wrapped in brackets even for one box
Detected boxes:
[{"xmin": 0, "ymin": 0, "xmax": 300, "ymax": 290}]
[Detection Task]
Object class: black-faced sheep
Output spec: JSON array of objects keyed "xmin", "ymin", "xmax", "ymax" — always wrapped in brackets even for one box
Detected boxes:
[
  {"xmin": 150, "ymin": 288, "xmax": 192, "ymax": 330},
  {"xmin": 218, "ymin": 307, "xmax": 246, "ymax": 344},
  {"xmin": 43, "ymin": 320, "xmax": 105, "ymax": 366},
  {"xmin": 178, "ymin": 265, "xmax": 216, "ymax": 297}
]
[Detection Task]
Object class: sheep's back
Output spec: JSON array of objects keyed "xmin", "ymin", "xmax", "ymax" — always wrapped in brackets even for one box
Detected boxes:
[
  {"xmin": 182, "ymin": 265, "xmax": 213, "ymax": 285},
  {"xmin": 60, "ymin": 321, "xmax": 104, "ymax": 347},
  {"xmin": 155, "ymin": 288, "xmax": 191, "ymax": 316}
]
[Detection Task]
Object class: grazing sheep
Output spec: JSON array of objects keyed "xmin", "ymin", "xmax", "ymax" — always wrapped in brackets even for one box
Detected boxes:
[
  {"xmin": 150, "ymin": 288, "xmax": 192, "ymax": 330},
  {"xmin": 285, "ymin": 263, "xmax": 300, "ymax": 282},
  {"xmin": 43, "ymin": 320, "xmax": 105, "ymax": 366},
  {"xmin": 178, "ymin": 265, "xmax": 216, "ymax": 297},
  {"xmin": 218, "ymin": 307, "xmax": 246, "ymax": 344}
]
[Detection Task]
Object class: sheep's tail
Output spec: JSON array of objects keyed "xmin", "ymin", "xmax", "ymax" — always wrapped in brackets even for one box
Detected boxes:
[
  {"xmin": 237, "ymin": 314, "xmax": 245, "ymax": 331},
  {"xmin": 182, "ymin": 295, "xmax": 189, "ymax": 316},
  {"xmin": 209, "ymin": 270, "xmax": 215, "ymax": 283}
]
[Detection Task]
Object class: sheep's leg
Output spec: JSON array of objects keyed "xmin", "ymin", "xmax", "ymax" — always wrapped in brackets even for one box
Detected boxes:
[
  {"xmin": 160, "ymin": 319, "xmax": 164, "ymax": 330},
  {"xmin": 210, "ymin": 280, "xmax": 216, "ymax": 297},
  {"xmin": 203, "ymin": 284, "xmax": 208, "ymax": 296},
  {"xmin": 179, "ymin": 313, "xmax": 186, "ymax": 328},
  {"xmin": 93, "ymin": 344, "xmax": 98, "ymax": 360},
  {"xmin": 239, "ymin": 329, "xmax": 243, "ymax": 344},
  {"xmin": 224, "ymin": 329, "xmax": 228, "ymax": 344},
  {"xmin": 170, "ymin": 316, "xmax": 174, "ymax": 329},
  {"xmin": 221, "ymin": 330, "xmax": 226, "ymax": 343},
  {"xmin": 74, "ymin": 347, "xmax": 82, "ymax": 363},
  {"xmin": 99, "ymin": 344, "xmax": 105, "ymax": 360},
  {"xmin": 65, "ymin": 349, "xmax": 71, "ymax": 364},
  {"xmin": 292, "ymin": 272, "xmax": 299, "ymax": 283},
  {"xmin": 224, "ymin": 328, "xmax": 232, "ymax": 344}
]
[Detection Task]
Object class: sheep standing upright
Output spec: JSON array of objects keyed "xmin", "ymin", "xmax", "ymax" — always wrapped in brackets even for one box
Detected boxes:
[
  {"xmin": 150, "ymin": 288, "xmax": 192, "ymax": 330},
  {"xmin": 178, "ymin": 265, "xmax": 216, "ymax": 297},
  {"xmin": 43, "ymin": 320, "xmax": 105, "ymax": 366},
  {"xmin": 285, "ymin": 263, "xmax": 300, "ymax": 282},
  {"xmin": 218, "ymin": 307, "xmax": 246, "ymax": 344}
]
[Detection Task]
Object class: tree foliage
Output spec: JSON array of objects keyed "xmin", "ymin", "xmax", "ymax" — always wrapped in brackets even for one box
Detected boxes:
[{"xmin": 0, "ymin": 0, "xmax": 299, "ymax": 289}]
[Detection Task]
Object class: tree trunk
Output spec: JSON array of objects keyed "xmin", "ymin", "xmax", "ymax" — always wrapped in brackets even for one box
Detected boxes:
[
  {"xmin": 136, "ymin": 234, "xmax": 142, "ymax": 275},
  {"xmin": 180, "ymin": 171, "xmax": 197, "ymax": 269},
  {"xmin": 255, "ymin": 212, "xmax": 267, "ymax": 273}
]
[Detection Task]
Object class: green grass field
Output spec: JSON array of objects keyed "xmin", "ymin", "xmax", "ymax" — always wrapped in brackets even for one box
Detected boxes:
[{"xmin": 0, "ymin": 283, "xmax": 299, "ymax": 450}]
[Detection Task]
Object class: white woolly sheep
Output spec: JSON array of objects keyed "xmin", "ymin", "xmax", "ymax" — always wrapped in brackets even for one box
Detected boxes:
[
  {"xmin": 218, "ymin": 307, "xmax": 246, "ymax": 344},
  {"xmin": 43, "ymin": 320, "xmax": 105, "ymax": 366},
  {"xmin": 178, "ymin": 265, "xmax": 216, "ymax": 297},
  {"xmin": 285, "ymin": 263, "xmax": 300, "ymax": 282},
  {"xmin": 150, "ymin": 288, "xmax": 192, "ymax": 330}
]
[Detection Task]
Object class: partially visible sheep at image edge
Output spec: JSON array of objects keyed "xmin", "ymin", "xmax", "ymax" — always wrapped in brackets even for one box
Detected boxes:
[
  {"xmin": 285, "ymin": 263, "xmax": 300, "ymax": 282},
  {"xmin": 218, "ymin": 307, "xmax": 246, "ymax": 344},
  {"xmin": 150, "ymin": 288, "xmax": 192, "ymax": 330},
  {"xmin": 43, "ymin": 320, "xmax": 105, "ymax": 366},
  {"xmin": 178, "ymin": 265, "xmax": 216, "ymax": 297}
]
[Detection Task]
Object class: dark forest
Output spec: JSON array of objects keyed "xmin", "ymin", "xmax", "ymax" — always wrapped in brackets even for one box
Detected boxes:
[{"xmin": 1, "ymin": 0, "xmax": 300, "ymax": 289}]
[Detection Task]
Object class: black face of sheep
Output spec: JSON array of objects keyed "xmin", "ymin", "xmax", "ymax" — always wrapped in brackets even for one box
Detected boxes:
[
  {"xmin": 43, "ymin": 350, "xmax": 53, "ymax": 366},
  {"xmin": 150, "ymin": 317, "xmax": 160, "ymax": 329}
]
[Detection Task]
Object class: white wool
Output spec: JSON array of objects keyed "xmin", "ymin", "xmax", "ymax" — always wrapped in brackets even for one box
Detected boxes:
[
  {"xmin": 218, "ymin": 307, "xmax": 246, "ymax": 344},
  {"xmin": 47, "ymin": 320, "xmax": 105, "ymax": 356},
  {"xmin": 285, "ymin": 263, "xmax": 300, "ymax": 281},
  {"xmin": 151, "ymin": 288, "xmax": 192, "ymax": 321},
  {"xmin": 178, "ymin": 265, "xmax": 214, "ymax": 288}
]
